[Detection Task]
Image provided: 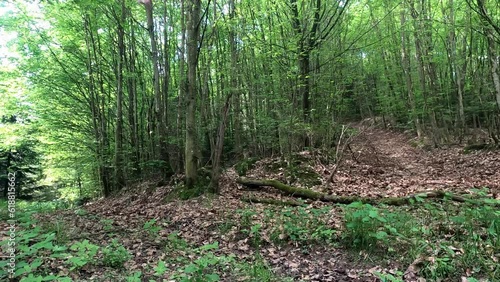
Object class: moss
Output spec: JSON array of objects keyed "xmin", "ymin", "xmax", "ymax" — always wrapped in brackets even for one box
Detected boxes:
[
  {"xmin": 287, "ymin": 165, "xmax": 322, "ymax": 187},
  {"xmin": 235, "ymin": 158, "xmax": 258, "ymax": 176},
  {"xmin": 463, "ymin": 143, "xmax": 498, "ymax": 154},
  {"xmin": 163, "ymin": 176, "xmax": 211, "ymax": 202}
]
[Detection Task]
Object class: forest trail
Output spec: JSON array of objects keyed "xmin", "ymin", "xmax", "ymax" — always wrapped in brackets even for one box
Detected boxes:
[
  {"xmin": 234, "ymin": 124, "xmax": 499, "ymax": 200},
  {"xmin": 334, "ymin": 125, "xmax": 500, "ymax": 198}
]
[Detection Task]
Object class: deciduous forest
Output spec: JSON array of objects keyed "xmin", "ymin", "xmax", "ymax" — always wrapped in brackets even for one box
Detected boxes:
[{"xmin": 0, "ymin": 0, "xmax": 499, "ymax": 281}]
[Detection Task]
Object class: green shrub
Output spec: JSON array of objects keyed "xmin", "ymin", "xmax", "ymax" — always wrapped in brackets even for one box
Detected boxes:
[
  {"xmin": 67, "ymin": 240, "xmax": 99, "ymax": 270},
  {"xmin": 143, "ymin": 219, "xmax": 161, "ymax": 237},
  {"xmin": 343, "ymin": 202, "xmax": 406, "ymax": 250},
  {"xmin": 102, "ymin": 239, "xmax": 131, "ymax": 268}
]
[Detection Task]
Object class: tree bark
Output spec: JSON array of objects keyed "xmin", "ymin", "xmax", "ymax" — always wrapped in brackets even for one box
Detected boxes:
[
  {"xmin": 185, "ymin": 0, "xmax": 201, "ymax": 188},
  {"xmin": 400, "ymin": 4, "xmax": 421, "ymax": 138},
  {"xmin": 114, "ymin": 0, "xmax": 126, "ymax": 191},
  {"xmin": 139, "ymin": 0, "xmax": 169, "ymax": 177}
]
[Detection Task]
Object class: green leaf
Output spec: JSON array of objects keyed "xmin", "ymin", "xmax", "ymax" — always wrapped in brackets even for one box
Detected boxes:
[
  {"xmin": 197, "ymin": 241, "xmax": 219, "ymax": 251},
  {"xmin": 373, "ymin": 231, "xmax": 388, "ymax": 240},
  {"xmin": 154, "ymin": 260, "xmax": 167, "ymax": 276},
  {"xmin": 205, "ymin": 273, "xmax": 220, "ymax": 281},
  {"xmin": 184, "ymin": 264, "xmax": 199, "ymax": 273}
]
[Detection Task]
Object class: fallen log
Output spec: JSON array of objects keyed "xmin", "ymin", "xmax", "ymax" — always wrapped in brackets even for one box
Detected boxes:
[
  {"xmin": 241, "ymin": 196, "xmax": 305, "ymax": 206},
  {"xmin": 236, "ymin": 177, "xmax": 491, "ymax": 206}
]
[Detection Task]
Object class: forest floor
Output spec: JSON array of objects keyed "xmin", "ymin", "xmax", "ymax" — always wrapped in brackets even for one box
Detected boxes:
[{"xmin": 4, "ymin": 125, "xmax": 500, "ymax": 281}]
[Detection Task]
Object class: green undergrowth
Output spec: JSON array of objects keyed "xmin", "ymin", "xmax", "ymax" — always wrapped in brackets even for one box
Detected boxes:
[
  {"xmin": 341, "ymin": 189, "xmax": 499, "ymax": 281},
  {"xmin": 235, "ymin": 205, "xmax": 336, "ymax": 250},
  {"xmin": 2, "ymin": 186, "xmax": 498, "ymax": 281},
  {"xmin": 0, "ymin": 201, "xmax": 133, "ymax": 281},
  {"xmin": 229, "ymin": 188, "xmax": 499, "ymax": 281},
  {"xmin": 0, "ymin": 199, "xmax": 291, "ymax": 282},
  {"xmin": 123, "ymin": 232, "xmax": 291, "ymax": 281},
  {"xmin": 261, "ymin": 154, "xmax": 322, "ymax": 187}
]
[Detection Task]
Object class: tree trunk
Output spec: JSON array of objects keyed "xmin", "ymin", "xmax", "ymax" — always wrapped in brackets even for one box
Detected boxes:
[
  {"xmin": 126, "ymin": 22, "xmax": 141, "ymax": 176},
  {"xmin": 140, "ymin": 0, "xmax": 169, "ymax": 177},
  {"xmin": 400, "ymin": 5, "xmax": 421, "ymax": 137},
  {"xmin": 114, "ymin": 0, "xmax": 126, "ymax": 191},
  {"xmin": 185, "ymin": 0, "xmax": 201, "ymax": 188}
]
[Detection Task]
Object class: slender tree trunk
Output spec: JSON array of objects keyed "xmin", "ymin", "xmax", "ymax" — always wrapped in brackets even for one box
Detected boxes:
[
  {"xmin": 114, "ymin": 0, "xmax": 126, "ymax": 191},
  {"xmin": 139, "ymin": 0, "xmax": 169, "ymax": 177},
  {"xmin": 484, "ymin": 28, "xmax": 500, "ymax": 110},
  {"xmin": 126, "ymin": 23, "xmax": 141, "ymax": 176},
  {"xmin": 400, "ymin": 5, "xmax": 422, "ymax": 137},
  {"xmin": 185, "ymin": 0, "xmax": 201, "ymax": 188},
  {"xmin": 230, "ymin": 0, "xmax": 242, "ymax": 157}
]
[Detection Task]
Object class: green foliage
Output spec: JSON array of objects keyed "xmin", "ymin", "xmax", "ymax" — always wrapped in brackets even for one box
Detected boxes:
[
  {"xmin": 102, "ymin": 239, "xmax": 131, "ymax": 268},
  {"xmin": 74, "ymin": 208, "xmax": 87, "ymax": 216},
  {"xmin": 154, "ymin": 260, "xmax": 168, "ymax": 276},
  {"xmin": 67, "ymin": 240, "xmax": 99, "ymax": 270},
  {"xmin": 125, "ymin": 271, "xmax": 142, "ymax": 282},
  {"xmin": 240, "ymin": 223, "xmax": 262, "ymax": 248},
  {"xmin": 178, "ymin": 185, "xmax": 205, "ymax": 200},
  {"xmin": 0, "ymin": 138, "xmax": 43, "ymax": 198},
  {"xmin": 373, "ymin": 271, "xmax": 404, "ymax": 282},
  {"xmin": 170, "ymin": 242, "xmax": 233, "ymax": 282},
  {"xmin": 19, "ymin": 274, "xmax": 69, "ymax": 282},
  {"xmin": 0, "ymin": 202, "xmax": 71, "ymax": 281},
  {"xmin": 100, "ymin": 218, "xmax": 114, "ymax": 232},
  {"xmin": 343, "ymin": 202, "xmax": 406, "ymax": 250},
  {"xmin": 166, "ymin": 232, "xmax": 189, "ymax": 250},
  {"xmin": 234, "ymin": 158, "xmax": 258, "ymax": 176},
  {"xmin": 266, "ymin": 206, "xmax": 335, "ymax": 245},
  {"xmin": 237, "ymin": 209, "xmax": 257, "ymax": 229},
  {"xmin": 342, "ymin": 193, "xmax": 500, "ymax": 281},
  {"xmin": 233, "ymin": 255, "xmax": 290, "ymax": 282},
  {"xmin": 174, "ymin": 173, "xmax": 212, "ymax": 200},
  {"xmin": 216, "ymin": 219, "xmax": 236, "ymax": 234},
  {"xmin": 143, "ymin": 219, "xmax": 161, "ymax": 237},
  {"xmin": 38, "ymin": 219, "xmax": 69, "ymax": 244}
]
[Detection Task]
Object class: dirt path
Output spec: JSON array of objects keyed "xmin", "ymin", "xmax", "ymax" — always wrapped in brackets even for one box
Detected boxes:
[{"xmin": 334, "ymin": 126, "xmax": 500, "ymax": 198}]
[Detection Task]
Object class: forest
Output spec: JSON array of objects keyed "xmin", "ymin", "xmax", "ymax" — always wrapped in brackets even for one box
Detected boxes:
[{"xmin": 0, "ymin": 0, "xmax": 499, "ymax": 281}]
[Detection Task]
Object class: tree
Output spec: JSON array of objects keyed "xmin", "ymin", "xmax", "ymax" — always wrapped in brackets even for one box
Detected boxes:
[{"xmin": 185, "ymin": 0, "xmax": 202, "ymax": 188}]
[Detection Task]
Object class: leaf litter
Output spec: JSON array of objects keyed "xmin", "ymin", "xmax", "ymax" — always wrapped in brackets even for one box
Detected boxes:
[{"xmin": 31, "ymin": 127, "xmax": 500, "ymax": 281}]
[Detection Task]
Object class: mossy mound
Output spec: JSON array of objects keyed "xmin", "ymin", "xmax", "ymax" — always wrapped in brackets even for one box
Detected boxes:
[{"xmin": 262, "ymin": 153, "xmax": 322, "ymax": 188}]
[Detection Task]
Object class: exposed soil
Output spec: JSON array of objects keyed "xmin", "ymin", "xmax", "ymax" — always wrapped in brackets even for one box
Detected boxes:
[{"xmin": 35, "ymin": 126, "xmax": 500, "ymax": 281}]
